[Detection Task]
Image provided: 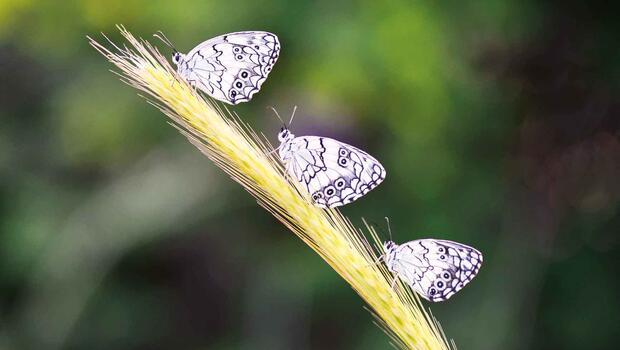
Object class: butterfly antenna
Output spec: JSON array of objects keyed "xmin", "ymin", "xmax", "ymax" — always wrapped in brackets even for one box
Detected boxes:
[
  {"xmin": 288, "ymin": 105, "xmax": 298, "ymax": 127},
  {"xmin": 385, "ymin": 217, "xmax": 393, "ymax": 242},
  {"xmin": 268, "ymin": 106, "xmax": 286, "ymax": 128},
  {"xmin": 153, "ymin": 30, "xmax": 177, "ymax": 52}
]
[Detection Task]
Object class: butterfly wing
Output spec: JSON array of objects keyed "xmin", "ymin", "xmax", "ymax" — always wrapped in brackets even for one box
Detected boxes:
[
  {"xmin": 390, "ymin": 239, "xmax": 482, "ymax": 302},
  {"xmin": 282, "ymin": 136, "xmax": 386, "ymax": 208},
  {"xmin": 178, "ymin": 31, "xmax": 280, "ymax": 104}
]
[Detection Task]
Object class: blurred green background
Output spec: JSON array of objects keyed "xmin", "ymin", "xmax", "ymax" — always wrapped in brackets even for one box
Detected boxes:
[{"xmin": 1, "ymin": 1, "xmax": 619, "ymax": 349}]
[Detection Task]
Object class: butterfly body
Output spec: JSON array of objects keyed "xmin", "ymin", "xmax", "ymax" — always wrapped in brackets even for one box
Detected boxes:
[
  {"xmin": 383, "ymin": 239, "xmax": 482, "ymax": 302},
  {"xmin": 277, "ymin": 128, "xmax": 385, "ymax": 208},
  {"xmin": 172, "ymin": 31, "xmax": 280, "ymax": 105}
]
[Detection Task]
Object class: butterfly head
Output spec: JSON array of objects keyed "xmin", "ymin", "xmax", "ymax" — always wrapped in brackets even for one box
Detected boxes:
[
  {"xmin": 382, "ymin": 241, "xmax": 398, "ymax": 271},
  {"xmin": 172, "ymin": 51, "xmax": 184, "ymax": 66},
  {"xmin": 277, "ymin": 127, "xmax": 294, "ymax": 143},
  {"xmin": 383, "ymin": 240, "xmax": 397, "ymax": 253}
]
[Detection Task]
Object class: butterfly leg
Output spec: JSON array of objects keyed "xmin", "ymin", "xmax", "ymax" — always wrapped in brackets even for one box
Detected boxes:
[
  {"xmin": 266, "ymin": 145, "xmax": 281, "ymax": 156},
  {"xmin": 183, "ymin": 79, "xmax": 203, "ymax": 96},
  {"xmin": 357, "ymin": 254, "xmax": 384, "ymax": 269},
  {"xmin": 390, "ymin": 274, "xmax": 399, "ymax": 292},
  {"xmin": 283, "ymin": 161, "xmax": 295, "ymax": 183}
]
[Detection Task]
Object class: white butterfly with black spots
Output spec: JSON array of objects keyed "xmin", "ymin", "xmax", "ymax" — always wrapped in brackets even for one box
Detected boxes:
[
  {"xmin": 383, "ymin": 239, "xmax": 482, "ymax": 302},
  {"xmin": 277, "ymin": 126, "xmax": 386, "ymax": 208},
  {"xmin": 169, "ymin": 31, "xmax": 280, "ymax": 105}
]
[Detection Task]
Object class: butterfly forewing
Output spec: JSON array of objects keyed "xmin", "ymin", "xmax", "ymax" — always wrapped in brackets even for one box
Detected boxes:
[
  {"xmin": 280, "ymin": 135, "xmax": 385, "ymax": 208},
  {"xmin": 178, "ymin": 31, "xmax": 280, "ymax": 104},
  {"xmin": 386, "ymin": 239, "xmax": 482, "ymax": 302}
]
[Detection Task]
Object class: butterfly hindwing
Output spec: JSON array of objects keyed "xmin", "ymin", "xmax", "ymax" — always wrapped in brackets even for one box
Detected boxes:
[
  {"xmin": 386, "ymin": 239, "xmax": 482, "ymax": 302},
  {"xmin": 282, "ymin": 136, "xmax": 386, "ymax": 208},
  {"xmin": 178, "ymin": 31, "xmax": 280, "ymax": 104}
]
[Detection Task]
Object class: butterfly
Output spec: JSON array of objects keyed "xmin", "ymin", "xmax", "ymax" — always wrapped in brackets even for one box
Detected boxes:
[
  {"xmin": 276, "ymin": 113, "xmax": 386, "ymax": 208},
  {"xmin": 155, "ymin": 31, "xmax": 280, "ymax": 105},
  {"xmin": 383, "ymin": 238, "xmax": 482, "ymax": 302}
]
